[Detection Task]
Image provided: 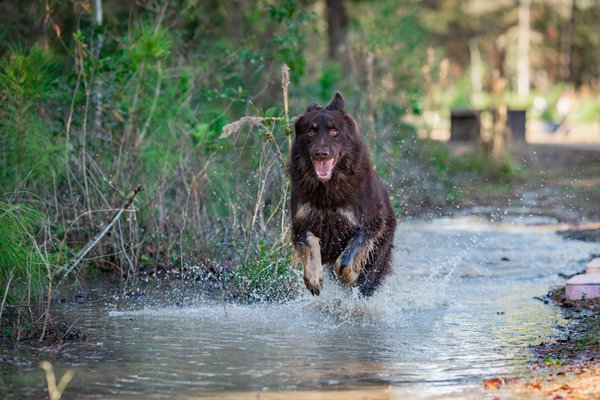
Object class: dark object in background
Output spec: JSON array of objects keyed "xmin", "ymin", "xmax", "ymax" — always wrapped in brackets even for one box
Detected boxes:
[
  {"xmin": 507, "ymin": 109, "xmax": 526, "ymax": 142},
  {"xmin": 558, "ymin": 228, "xmax": 600, "ymax": 243},
  {"xmin": 450, "ymin": 109, "xmax": 480, "ymax": 141}
]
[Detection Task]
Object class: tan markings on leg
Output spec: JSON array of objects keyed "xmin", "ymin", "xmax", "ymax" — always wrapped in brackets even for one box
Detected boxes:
[
  {"xmin": 335, "ymin": 218, "xmax": 387, "ymax": 284},
  {"xmin": 302, "ymin": 232, "xmax": 323, "ymax": 295},
  {"xmin": 335, "ymin": 239, "xmax": 374, "ymax": 284}
]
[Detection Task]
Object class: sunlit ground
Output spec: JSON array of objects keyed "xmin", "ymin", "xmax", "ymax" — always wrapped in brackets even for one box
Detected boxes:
[
  {"xmin": 415, "ymin": 114, "xmax": 600, "ymax": 148},
  {"xmin": 526, "ymin": 120, "xmax": 600, "ymax": 147}
]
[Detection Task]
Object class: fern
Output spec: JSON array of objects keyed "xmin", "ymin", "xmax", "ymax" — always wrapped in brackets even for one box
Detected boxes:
[{"xmin": 0, "ymin": 202, "xmax": 48, "ymax": 309}]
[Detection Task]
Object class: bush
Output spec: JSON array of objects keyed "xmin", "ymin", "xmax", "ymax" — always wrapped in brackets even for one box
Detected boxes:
[
  {"xmin": 0, "ymin": 45, "xmax": 62, "ymax": 190},
  {"xmin": 0, "ymin": 201, "xmax": 48, "ymax": 324}
]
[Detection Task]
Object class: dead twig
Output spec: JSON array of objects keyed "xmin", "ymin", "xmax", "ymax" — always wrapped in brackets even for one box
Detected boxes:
[
  {"xmin": 220, "ymin": 116, "xmax": 269, "ymax": 139},
  {"xmin": 281, "ymin": 64, "xmax": 292, "ymax": 154},
  {"xmin": 40, "ymin": 361, "xmax": 75, "ymax": 400},
  {"xmin": 0, "ymin": 267, "xmax": 16, "ymax": 323},
  {"xmin": 59, "ymin": 185, "xmax": 144, "ymax": 283}
]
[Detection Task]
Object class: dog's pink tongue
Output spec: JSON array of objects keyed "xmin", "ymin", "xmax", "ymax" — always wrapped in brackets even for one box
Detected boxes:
[{"xmin": 313, "ymin": 158, "xmax": 334, "ymax": 178}]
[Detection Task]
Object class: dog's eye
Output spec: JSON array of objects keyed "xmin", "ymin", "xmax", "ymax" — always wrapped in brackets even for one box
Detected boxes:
[
  {"xmin": 307, "ymin": 130, "xmax": 316, "ymax": 137},
  {"xmin": 329, "ymin": 129, "xmax": 339, "ymax": 137}
]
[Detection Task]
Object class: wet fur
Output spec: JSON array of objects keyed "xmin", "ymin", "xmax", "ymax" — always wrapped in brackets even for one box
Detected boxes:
[{"xmin": 289, "ymin": 92, "xmax": 396, "ymax": 296}]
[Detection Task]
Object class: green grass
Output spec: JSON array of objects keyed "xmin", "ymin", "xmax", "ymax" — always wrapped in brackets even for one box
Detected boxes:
[
  {"xmin": 572, "ymin": 97, "xmax": 600, "ymax": 123},
  {"xmin": 233, "ymin": 244, "xmax": 301, "ymax": 303},
  {"xmin": 0, "ymin": 201, "xmax": 49, "ymax": 323},
  {"xmin": 542, "ymin": 357, "xmax": 563, "ymax": 366},
  {"xmin": 576, "ymin": 316, "xmax": 600, "ymax": 351}
]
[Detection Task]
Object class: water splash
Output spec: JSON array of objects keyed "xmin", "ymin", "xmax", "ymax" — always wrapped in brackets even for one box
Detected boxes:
[
  {"xmin": 110, "ymin": 219, "xmax": 485, "ymax": 328},
  {"xmin": 307, "ymin": 220, "xmax": 484, "ymax": 326}
]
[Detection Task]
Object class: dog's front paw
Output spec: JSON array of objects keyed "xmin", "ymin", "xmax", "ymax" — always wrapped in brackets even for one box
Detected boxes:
[
  {"xmin": 335, "ymin": 256, "xmax": 359, "ymax": 284},
  {"xmin": 304, "ymin": 269, "xmax": 323, "ymax": 296},
  {"xmin": 300, "ymin": 231, "xmax": 323, "ymax": 295}
]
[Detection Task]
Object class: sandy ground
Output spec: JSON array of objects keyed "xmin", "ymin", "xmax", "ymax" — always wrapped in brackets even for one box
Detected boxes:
[{"xmin": 479, "ymin": 142, "xmax": 600, "ymax": 400}]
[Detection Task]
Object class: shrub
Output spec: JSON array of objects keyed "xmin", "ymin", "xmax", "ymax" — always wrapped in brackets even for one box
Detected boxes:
[{"xmin": 0, "ymin": 201, "xmax": 48, "ymax": 323}]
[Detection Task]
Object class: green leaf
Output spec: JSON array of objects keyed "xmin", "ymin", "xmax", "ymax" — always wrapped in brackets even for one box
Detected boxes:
[
  {"xmin": 191, "ymin": 123, "xmax": 210, "ymax": 145},
  {"xmin": 263, "ymin": 107, "xmax": 277, "ymax": 118}
]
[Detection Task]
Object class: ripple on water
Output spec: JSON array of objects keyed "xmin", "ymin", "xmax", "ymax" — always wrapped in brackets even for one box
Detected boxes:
[{"xmin": 2, "ymin": 216, "xmax": 599, "ymax": 399}]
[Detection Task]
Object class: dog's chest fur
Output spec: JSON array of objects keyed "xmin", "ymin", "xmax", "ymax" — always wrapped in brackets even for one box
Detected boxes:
[{"xmin": 292, "ymin": 202, "xmax": 360, "ymax": 264}]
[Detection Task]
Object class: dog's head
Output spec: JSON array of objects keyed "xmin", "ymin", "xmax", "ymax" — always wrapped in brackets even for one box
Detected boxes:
[{"xmin": 293, "ymin": 92, "xmax": 359, "ymax": 182}]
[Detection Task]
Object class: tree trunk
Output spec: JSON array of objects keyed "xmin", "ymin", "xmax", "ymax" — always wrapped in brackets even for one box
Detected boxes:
[
  {"xmin": 468, "ymin": 39, "xmax": 484, "ymax": 108},
  {"xmin": 490, "ymin": 70, "xmax": 508, "ymax": 160},
  {"xmin": 560, "ymin": 0, "xmax": 574, "ymax": 82},
  {"xmin": 325, "ymin": 0, "xmax": 350, "ymax": 70},
  {"xmin": 517, "ymin": 0, "xmax": 530, "ymax": 99},
  {"xmin": 92, "ymin": 0, "xmax": 105, "ymax": 142}
]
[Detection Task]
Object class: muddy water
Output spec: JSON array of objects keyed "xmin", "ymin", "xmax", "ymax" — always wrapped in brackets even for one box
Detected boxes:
[{"xmin": 2, "ymin": 216, "xmax": 599, "ymax": 399}]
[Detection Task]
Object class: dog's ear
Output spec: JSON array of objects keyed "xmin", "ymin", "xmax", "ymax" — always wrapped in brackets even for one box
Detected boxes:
[
  {"xmin": 294, "ymin": 114, "xmax": 305, "ymax": 136},
  {"xmin": 326, "ymin": 92, "xmax": 345, "ymax": 111},
  {"xmin": 306, "ymin": 102, "xmax": 323, "ymax": 112}
]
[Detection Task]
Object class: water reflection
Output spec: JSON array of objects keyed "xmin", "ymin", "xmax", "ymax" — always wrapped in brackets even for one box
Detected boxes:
[{"xmin": 1, "ymin": 216, "xmax": 598, "ymax": 399}]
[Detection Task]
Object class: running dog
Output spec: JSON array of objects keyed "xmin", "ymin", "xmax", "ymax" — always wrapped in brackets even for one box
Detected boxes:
[{"xmin": 289, "ymin": 92, "xmax": 396, "ymax": 296}]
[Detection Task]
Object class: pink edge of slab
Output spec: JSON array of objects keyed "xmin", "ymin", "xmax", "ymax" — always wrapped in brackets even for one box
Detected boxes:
[
  {"xmin": 586, "ymin": 258, "xmax": 600, "ymax": 274},
  {"xmin": 566, "ymin": 274, "xmax": 600, "ymax": 300}
]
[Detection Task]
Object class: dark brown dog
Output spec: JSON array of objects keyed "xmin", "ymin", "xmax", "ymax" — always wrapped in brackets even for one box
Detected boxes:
[{"xmin": 289, "ymin": 92, "xmax": 396, "ymax": 296}]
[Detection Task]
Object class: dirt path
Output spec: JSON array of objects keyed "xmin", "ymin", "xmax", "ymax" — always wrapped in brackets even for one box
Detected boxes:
[
  {"xmin": 457, "ymin": 142, "xmax": 600, "ymax": 223},
  {"xmin": 469, "ymin": 141, "xmax": 600, "ymax": 399},
  {"xmin": 484, "ymin": 291, "xmax": 600, "ymax": 399}
]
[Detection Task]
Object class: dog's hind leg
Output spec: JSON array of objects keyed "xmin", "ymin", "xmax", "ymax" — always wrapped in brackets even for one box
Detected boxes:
[
  {"xmin": 298, "ymin": 231, "xmax": 323, "ymax": 295},
  {"xmin": 334, "ymin": 231, "xmax": 371, "ymax": 284}
]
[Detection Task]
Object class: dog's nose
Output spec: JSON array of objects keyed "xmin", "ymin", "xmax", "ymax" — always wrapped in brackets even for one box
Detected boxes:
[{"xmin": 313, "ymin": 148, "xmax": 330, "ymax": 160}]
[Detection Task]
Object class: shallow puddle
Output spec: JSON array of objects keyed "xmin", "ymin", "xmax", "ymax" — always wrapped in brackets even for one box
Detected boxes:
[{"xmin": 1, "ymin": 216, "xmax": 598, "ymax": 399}]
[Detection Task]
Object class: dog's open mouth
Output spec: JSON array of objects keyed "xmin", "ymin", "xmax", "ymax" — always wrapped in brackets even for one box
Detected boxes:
[{"xmin": 312, "ymin": 155, "xmax": 338, "ymax": 181}]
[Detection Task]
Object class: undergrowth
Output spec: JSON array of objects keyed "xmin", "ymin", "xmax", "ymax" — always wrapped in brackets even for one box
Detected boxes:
[
  {"xmin": 536, "ymin": 287, "xmax": 600, "ymax": 363},
  {"xmin": 0, "ymin": 201, "xmax": 52, "ymax": 340},
  {"xmin": 0, "ymin": 1, "xmax": 521, "ymax": 336}
]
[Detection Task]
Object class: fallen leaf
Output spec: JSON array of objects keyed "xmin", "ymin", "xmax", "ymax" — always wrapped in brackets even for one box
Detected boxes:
[
  {"xmin": 533, "ymin": 379, "xmax": 542, "ymax": 389},
  {"xmin": 484, "ymin": 378, "xmax": 503, "ymax": 390},
  {"xmin": 560, "ymin": 383, "xmax": 572, "ymax": 391}
]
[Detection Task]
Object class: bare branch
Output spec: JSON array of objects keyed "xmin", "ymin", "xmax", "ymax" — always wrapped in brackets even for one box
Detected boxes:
[{"xmin": 59, "ymin": 185, "xmax": 144, "ymax": 282}]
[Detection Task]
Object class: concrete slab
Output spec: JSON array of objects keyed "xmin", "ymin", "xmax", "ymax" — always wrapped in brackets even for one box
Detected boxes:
[
  {"xmin": 566, "ymin": 273, "xmax": 600, "ymax": 300},
  {"xmin": 586, "ymin": 257, "xmax": 600, "ymax": 274}
]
